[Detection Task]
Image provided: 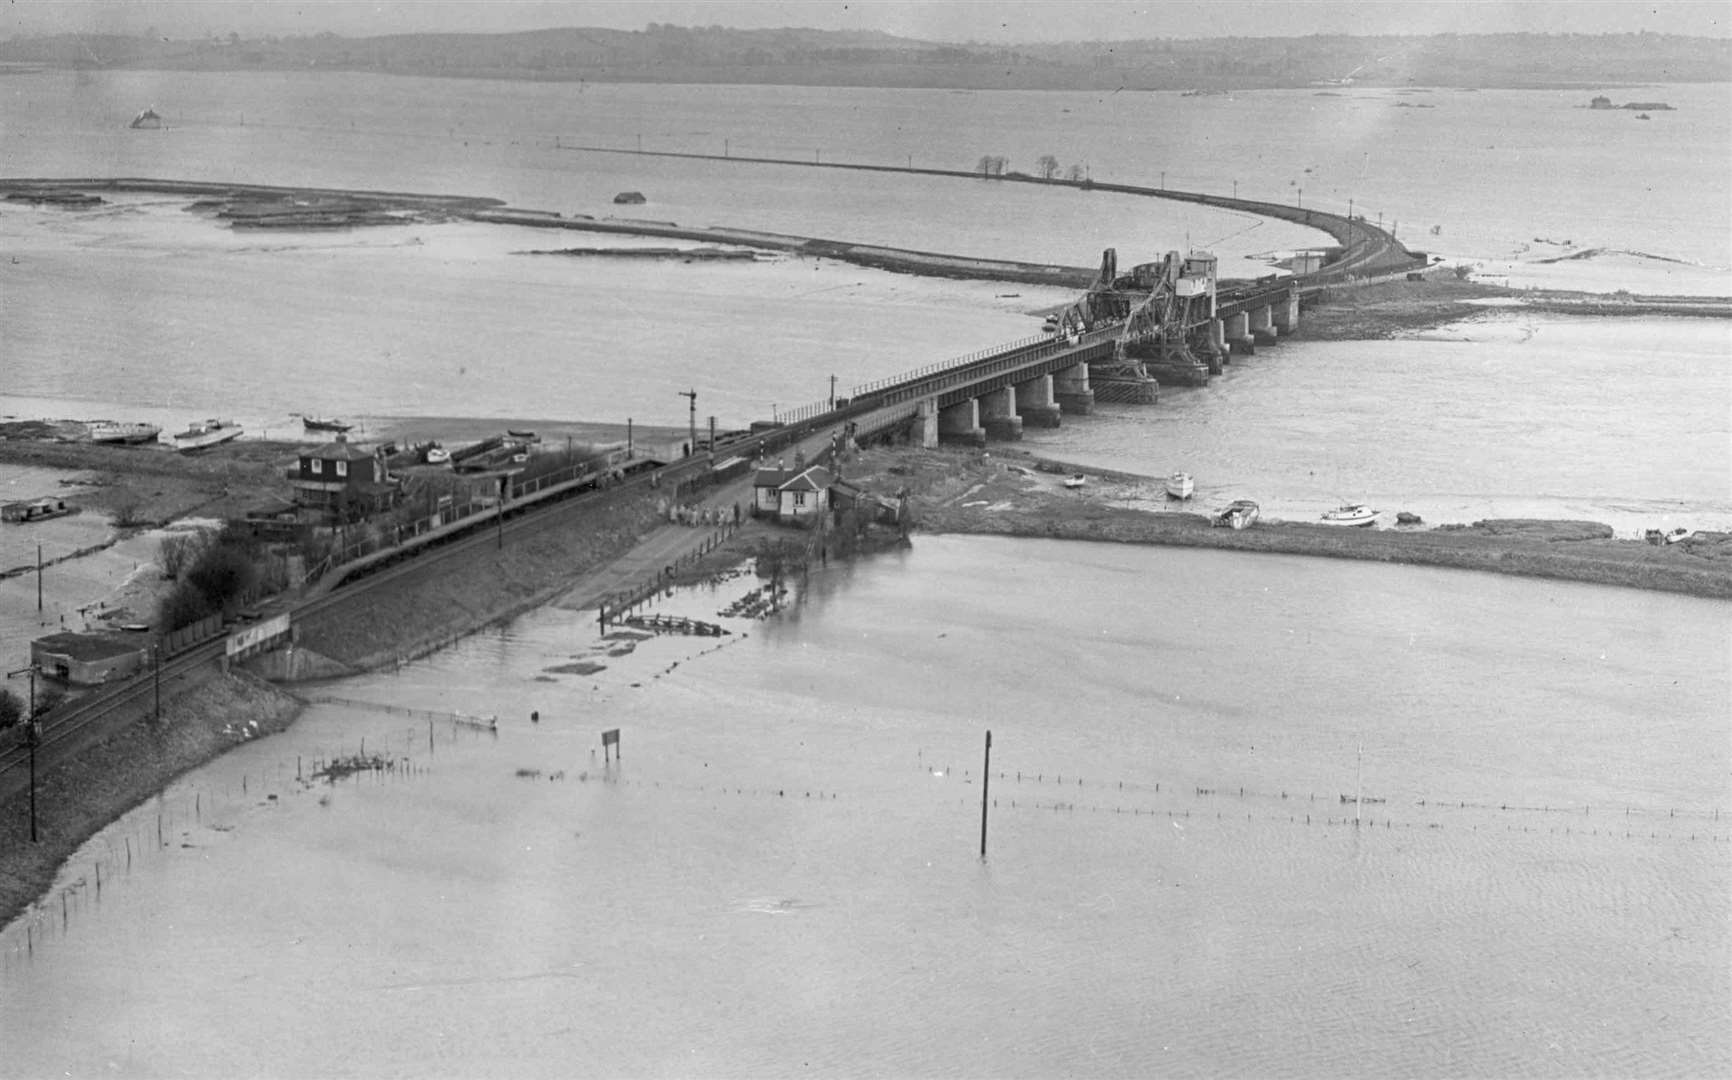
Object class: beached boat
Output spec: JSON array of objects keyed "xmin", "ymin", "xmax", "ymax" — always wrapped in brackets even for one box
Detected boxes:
[
  {"xmin": 423, "ymin": 444, "xmax": 451, "ymax": 465},
  {"xmin": 506, "ymin": 428, "xmax": 539, "ymax": 442},
  {"xmin": 1063, "ymin": 474, "xmax": 1087, "ymax": 489},
  {"xmin": 1320, "ymin": 504, "xmax": 1379, "ymax": 527},
  {"xmin": 87, "ymin": 420, "xmax": 162, "ymax": 445},
  {"xmin": 301, "ymin": 415, "xmax": 352, "ymax": 433},
  {"xmin": 1212, "ymin": 500, "xmax": 1260, "ymax": 530},
  {"xmin": 1664, "ymin": 528, "xmax": 1692, "ymax": 544},
  {"xmin": 1165, "ymin": 472, "xmax": 1195, "ymax": 500},
  {"xmin": 171, "ymin": 419, "xmax": 243, "ymax": 453},
  {"xmin": 128, "ymin": 107, "xmax": 163, "ymax": 130}
]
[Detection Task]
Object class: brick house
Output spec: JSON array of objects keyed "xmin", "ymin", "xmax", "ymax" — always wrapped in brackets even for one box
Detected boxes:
[{"xmin": 290, "ymin": 435, "xmax": 399, "ymax": 523}]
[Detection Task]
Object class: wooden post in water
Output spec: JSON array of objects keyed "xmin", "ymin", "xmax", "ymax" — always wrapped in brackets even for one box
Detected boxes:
[
  {"xmin": 980, "ymin": 730, "xmax": 992, "ymax": 859},
  {"xmin": 1354, "ymin": 742, "xmax": 1364, "ymax": 826}
]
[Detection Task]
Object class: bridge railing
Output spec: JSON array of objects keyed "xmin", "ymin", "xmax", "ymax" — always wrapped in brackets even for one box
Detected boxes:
[{"xmin": 846, "ymin": 323, "xmax": 1123, "ymax": 405}]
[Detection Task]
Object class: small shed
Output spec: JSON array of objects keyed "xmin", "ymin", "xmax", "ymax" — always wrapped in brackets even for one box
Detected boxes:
[
  {"xmin": 751, "ymin": 463, "xmax": 832, "ymax": 526},
  {"xmin": 613, "ymin": 191, "xmax": 647, "ymax": 205},
  {"xmin": 32, "ymin": 632, "xmax": 149, "ymax": 685},
  {"xmin": 2, "ymin": 497, "xmax": 72, "ymax": 523}
]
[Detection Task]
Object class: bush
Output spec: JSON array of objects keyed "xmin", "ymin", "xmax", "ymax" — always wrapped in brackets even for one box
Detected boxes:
[
  {"xmin": 159, "ymin": 530, "xmax": 212, "ymax": 579},
  {"xmin": 185, "ymin": 544, "xmax": 259, "ymax": 607},
  {"xmin": 158, "ymin": 582, "xmax": 218, "ymax": 630},
  {"xmin": 0, "ymin": 688, "xmax": 22, "ymax": 729}
]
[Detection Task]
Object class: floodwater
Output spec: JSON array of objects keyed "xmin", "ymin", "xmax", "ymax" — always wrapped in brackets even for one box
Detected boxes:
[
  {"xmin": 1, "ymin": 71, "xmax": 1729, "ymax": 1077},
  {"xmin": 2, "ymin": 539, "xmax": 1727, "ymax": 1078}
]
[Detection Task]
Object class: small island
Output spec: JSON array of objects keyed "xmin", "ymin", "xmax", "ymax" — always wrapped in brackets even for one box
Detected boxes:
[{"xmin": 1588, "ymin": 95, "xmax": 1674, "ymax": 110}]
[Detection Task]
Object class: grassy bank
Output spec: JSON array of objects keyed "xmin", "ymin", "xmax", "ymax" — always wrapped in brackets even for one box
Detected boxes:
[
  {"xmin": 292, "ymin": 486, "xmax": 672, "ymax": 671},
  {"xmin": 0, "ymin": 672, "xmax": 302, "ymax": 930}
]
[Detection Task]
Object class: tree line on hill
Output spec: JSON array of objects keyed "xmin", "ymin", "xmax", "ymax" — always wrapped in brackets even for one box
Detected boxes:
[{"xmin": 2, "ymin": 27, "xmax": 1725, "ymax": 90}]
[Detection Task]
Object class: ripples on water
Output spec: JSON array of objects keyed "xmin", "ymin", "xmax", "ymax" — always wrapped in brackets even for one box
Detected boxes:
[{"xmin": 2, "ymin": 540, "xmax": 1725, "ymax": 1078}]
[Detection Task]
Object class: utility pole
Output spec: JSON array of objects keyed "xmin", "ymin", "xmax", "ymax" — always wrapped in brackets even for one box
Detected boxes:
[
  {"xmin": 37, "ymin": 543, "xmax": 43, "ymax": 613},
  {"xmin": 979, "ymin": 730, "xmax": 992, "ymax": 859},
  {"xmin": 1160, "ymin": 170, "xmax": 1166, "ymax": 190},
  {"xmin": 627, "ymin": 418, "xmax": 634, "ymax": 459},
  {"xmin": 829, "ymin": 374, "xmax": 837, "ymax": 411},
  {"xmin": 7, "ymin": 664, "xmax": 40, "ymax": 843},
  {"xmin": 1233, "ymin": 179, "xmax": 1238, "ymax": 199},
  {"xmin": 153, "ymin": 644, "xmax": 162, "ymax": 721},
  {"xmin": 678, "ymin": 389, "xmax": 697, "ymax": 458}
]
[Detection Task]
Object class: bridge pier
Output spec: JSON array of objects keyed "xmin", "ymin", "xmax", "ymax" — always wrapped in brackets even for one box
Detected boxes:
[
  {"xmin": 1273, "ymin": 291, "xmax": 1300, "ymax": 335},
  {"xmin": 1250, "ymin": 304, "xmax": 1279, "ymax": 346},
  {"xmin": 1053, "ymin": 362, "xmax": 1094, "ymax": 415},
  {"xmin": 1014, "ymin": 374, "xmax": 1061, "ymax": 429},
  {"xmin": 979, "ymin": 386, "xmax": 1023, "ymax": 441},
  {"xmin": 1225, "ymin": 311, "xmax": 1255, "ymax": 356},
  {"xmin": 938, "ymin": 398, "xmax": 986, "ymax": 448},
  {"xmin": 1210, "ymin": 319, "xmax": 1229, "ymax": 365},
  {"xmin": 912, "ymin": 398, "xmax": 939, "ymax": 449}
]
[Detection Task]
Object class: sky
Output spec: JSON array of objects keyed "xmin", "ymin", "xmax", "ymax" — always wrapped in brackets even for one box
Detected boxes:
[{"xmin": 3, "ymin": 0, "xmax": 1728, "ymax": 42}]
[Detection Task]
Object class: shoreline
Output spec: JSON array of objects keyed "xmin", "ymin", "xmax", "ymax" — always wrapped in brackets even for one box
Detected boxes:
[
  {"xmin": 4, "ymin": 442, "xmax": 1727, "ymax": 935},
  {"xmin": 855, "ymin": 448, "xmax": 1732, "ymax": 602}
]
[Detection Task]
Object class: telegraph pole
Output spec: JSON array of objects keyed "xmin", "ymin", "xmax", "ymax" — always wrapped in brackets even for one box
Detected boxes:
[
  {"xmin": 678, "ymin": 389, "xmax": 697, "ymax": 458},
  {"xmin": 37, "ymin": 543, "xmax": 43, "ymax": 613},
  {"xmin": 829, "ymin": 374, "xmax": 837, "ymax": 410}
]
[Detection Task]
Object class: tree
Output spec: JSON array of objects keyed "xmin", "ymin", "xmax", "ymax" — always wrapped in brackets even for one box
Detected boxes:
[
  {"xmin": 0, "ymin": 688, "xmax": 22, "ymax": 730},
  {"xmin": 1036, "ymin": 154, "xmax": 1060, "ymax": 180},
  {"xmin": 1066, "ymin": 164, "xmax": 1086, "ymax": 182}
]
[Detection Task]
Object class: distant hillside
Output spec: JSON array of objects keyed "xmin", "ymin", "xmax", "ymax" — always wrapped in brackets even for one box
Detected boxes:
[{"xmin": 1, "ymin": 26, "xmax": 1726, "ymax": 90}]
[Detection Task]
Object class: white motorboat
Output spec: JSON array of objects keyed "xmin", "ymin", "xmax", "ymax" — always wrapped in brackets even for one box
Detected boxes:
[
  {"xmin": 1165, "ymin": 472, "xmax": 1195, "ymax": 500},
  {"xmin": 1212, "ymin": 500, "xmax": 1260, "ymax": 530},
  {"xmin": 1320, "ymin": 504, "xmax": 1378, "ymax": 527},
  {"xmin": 423, "ymin": 444, "xmax": 451, "ymax": 465},
  {"xmin": 171, "ymin": 419, "xmax": 243, "ymax": 452},
  {"xmin": 88, "ymin": 420, "xmax": 162, "ymax": 445},
  {"xmin": 1063, "ymin": 474, "xmax": 1087, "ymax": 489}
]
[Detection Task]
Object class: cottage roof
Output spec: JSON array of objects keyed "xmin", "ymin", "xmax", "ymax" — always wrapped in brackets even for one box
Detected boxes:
[
  {"xmin": 32, "ymin": 631, "xmax": 147, "ymax": 662},
  {"xmin": 752, "ymin": 467, "xmax": 795, "ymax": 489},
  {"xmin": 303, "ymin": 440, "xmax": 377, "ymax": 462},
  {"xmin": 778, "ymin": 465, "xmax": 833, "ymax": 493}
]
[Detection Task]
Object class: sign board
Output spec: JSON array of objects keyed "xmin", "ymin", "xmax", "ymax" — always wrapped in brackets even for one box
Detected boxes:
[
  {"xmin": 602, "ymin": 728, "xmax": 621, "ymax": 762},
  {"xmin": 225, "ymin": 613, "xmax": 291, "ymax": 657}
]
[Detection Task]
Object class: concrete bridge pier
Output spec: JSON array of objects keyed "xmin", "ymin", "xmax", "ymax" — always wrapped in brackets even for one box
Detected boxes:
[
  {"xmin": 1225, "ymin": 312, "xmax": 1255, "ymax": 356},
  {"xmin": 1053, "ymin": 362, "xmax": 1095, "ymax": 415},
  {"xmin": 912, "ymin": 397, "xmax": 939, "ymax": 449},
  {"xmin": 1209, "ymin": 319, "xmax": 1230, "ymax": 365},
  {"xmin": 1273, "ymin": 291, "xmax": 1300, "ymax": 335},
  {"xmin": 938, "ymin": 398, "xmax": 986, "ymax": 447},
  {"xmin": 979, "ymin": 386, "xmax": 1024, "ymax": 441},
  {"xmin": 1250, "ymin": 305, "xmax": 1279, "ymax": 346},
  {"xmin": 1014, "ymin": 374, "xmax": 1062, "ymax": 428}
]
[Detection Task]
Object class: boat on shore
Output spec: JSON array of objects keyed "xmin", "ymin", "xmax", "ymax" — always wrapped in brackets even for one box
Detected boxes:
[
  {"xmin": 1063, "ymin": 474, "xmax": 1087, "ymax": 489},
  {"xmin": 87, "ymin": 420, "xmax": 162, "ymax": 445},
  {"xmin": 171, "ymin": 419, "xmax": 243, "ymax": 452},
  {"xmin": 1321, "ymin": 504, "xmax": 1379, "ymax": 527},
  {"xmin": 1212, "ymin": 500, "xmax": 1260, "ymax": 530},
  {"xmin": 424, "ymin": 444, "xmax": 451, "ymax": 465},
  {"xmin": 301, "ymin": 415, "xmax": 352, "ymax": 434},
  {"xmin": 1165, "ymin": 472, "xmax": 1195, "ymax": 500}
]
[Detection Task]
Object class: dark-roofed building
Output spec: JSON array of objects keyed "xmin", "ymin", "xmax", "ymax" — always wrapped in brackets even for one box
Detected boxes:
[
  {"xmin": 32, "ymin": 632, "xmax": 149, "ymax": 685},
  {"xmin": 290, "ymin": 435, "xmax": 399, "ymax": 523}
]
